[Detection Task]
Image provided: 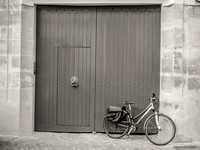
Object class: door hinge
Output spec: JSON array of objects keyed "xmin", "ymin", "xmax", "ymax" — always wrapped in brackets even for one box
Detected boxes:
[{"xmin": 34, "ymin": 62, "xmax": 36, "ymax": 75}]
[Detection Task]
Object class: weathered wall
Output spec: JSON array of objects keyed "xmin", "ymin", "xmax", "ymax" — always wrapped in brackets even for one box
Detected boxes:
[
  {"xmin": 0, "ymin": 0, "xmax": 21, "ymax": 135},
  {"xmin": 0, "ymin": 0, "xmax": 200, "ymax": 142},
  {"xmin": 20, "ymin": 4, "xmax": 34, "ymax": 135},
  {"xmin": 160, "ymin": 2, "xmax": 200, "ymax": 142}
]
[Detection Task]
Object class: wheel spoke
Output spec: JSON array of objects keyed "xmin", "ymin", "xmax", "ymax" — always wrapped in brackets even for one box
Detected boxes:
[
  {"xmin": 145, "ymin": 114, "xmax": 176, "ymax": 145},
  {"xmin": 103, "ymin": 115, "xmax": 130, "ymax": 139}
]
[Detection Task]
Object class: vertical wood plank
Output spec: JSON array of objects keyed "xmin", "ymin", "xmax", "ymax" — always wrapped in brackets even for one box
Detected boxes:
[
  {"xmin": 147, "ymin": 9, "xmax": 153, "ymax": 100},
  {"xmin": 49, "ymin": 10, "xmax": 53, "ymax": 125},
  {"xmin": 126, "ymin": 9, "xmax": 131, "ymax": 103},
  {"xmin": 156, "ymin": 9, "xmax": 161, "ymax": 96},
  {"xmin": 35, "ymin": 9, "xmax": 42, "ymax": 128},
  {"xmin": 64, "ymin": 9, "xmax": 69, "ymax": 125},
  {"xmin": 95, "ymin": 7, "xmax": 102, "ymax": 126},
  {"xmin": 43, "ymin": 11, "xmax": 47, "ymax": 124},
  {"xmin": 69, "ymin": 10, "xmax": 74, "ymax": 126},
  {"xmin": 82, "ymin": 10, "xmax": 87, "ymax": 126},
  {"xmin": 143, "ymin": 9, "xmax": 148, "ymax": 106},
  {"xmin": 77, "ymin": 12, "xmax": 83, "ymax": 126}
]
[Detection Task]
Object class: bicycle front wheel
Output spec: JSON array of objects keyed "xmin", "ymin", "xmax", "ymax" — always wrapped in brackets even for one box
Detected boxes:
[
  {"xmin": 103, "ymin": 115, "xmax": 130, "ymax": 139},
  {"xmin": 145, "ymin": 114, "xmax": 176, "ymax": 146}
]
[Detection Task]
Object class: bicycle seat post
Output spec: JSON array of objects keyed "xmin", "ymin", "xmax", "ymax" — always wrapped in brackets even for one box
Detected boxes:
[{"xmin": 127, "ymin": 104, "xmax": 132, "ymax": 112}]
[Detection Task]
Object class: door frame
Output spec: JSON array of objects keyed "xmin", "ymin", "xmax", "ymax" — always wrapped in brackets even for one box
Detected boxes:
[
  {"xmin": 34, "ymin": 5, "xmax": 161, "ymax": 132},
  {"xmin": 20, "ymin": 0, "xmax": 166, "ymax": 135},
  {"xmin": 22, "ymin": 0, "xmax": 173, "ymax": 7}
]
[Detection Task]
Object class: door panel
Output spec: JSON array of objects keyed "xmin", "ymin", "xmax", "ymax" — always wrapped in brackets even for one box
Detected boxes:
[
  {"xmin": 35, "ymin": 6, "xmax": 160, "ymax": 132},
  {"xmin": 95, "ymin": 6, "xmax": 160, "ymax": 132},
  {"xmin": 35, "ymin": 6, "xmax": 96, "ymax": 132}
]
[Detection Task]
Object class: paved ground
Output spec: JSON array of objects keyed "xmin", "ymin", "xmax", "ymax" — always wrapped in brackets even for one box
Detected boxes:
[{"xmin": 0, "ymin": 133, "xmax": 200, "ymax": 150}]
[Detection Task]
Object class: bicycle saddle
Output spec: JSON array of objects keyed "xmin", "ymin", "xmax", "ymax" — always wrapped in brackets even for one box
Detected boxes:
[{"xmin": 124, "ymin": 101, "xmax": 135, "ymax": 105}]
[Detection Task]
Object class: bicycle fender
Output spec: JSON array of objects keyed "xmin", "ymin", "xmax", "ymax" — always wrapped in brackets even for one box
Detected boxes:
[{"xmin": 143, "ymin": 113, "xmax": 164, "ymax": 131}]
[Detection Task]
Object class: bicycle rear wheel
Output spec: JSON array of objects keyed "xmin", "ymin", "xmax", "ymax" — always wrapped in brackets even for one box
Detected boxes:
[
  {"xmin": 145, "ymin": 114, "xmax": 176, "ymax": 146},
  {"xmin": 103, "ymin": 115, "xmax": 130, "ymax": 139}
]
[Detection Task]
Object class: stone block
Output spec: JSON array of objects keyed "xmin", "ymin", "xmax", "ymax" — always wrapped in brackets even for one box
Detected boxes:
[
  {"xmin": 21, "ymin": 6, "xmax": 34, "ymax": 41},
  {"xmin": 22, "ymin": 5, "xmax": 34, "ymax": 19},
  {"xmin": 174, "ymin": 76, "xmax": 182, "ymax": 88},
  {"xmin": 188, "ymin": 58, "xmax": 200, "ymax": 75},
  {"xmin": 188, "ymin": 16, "xmax": 200, "ymax": 33},
  {"xmin": 0, "ymin": 40, "xmax": 7, "ymax": 55},
  {"xmin": 0, "ymin": 98, "xmax": 19, "ymax": 135},
  {"xmin": 0, "ymin": 10, "xmax": 7, "ymax": 26},
  {"xmin": 188, "ymin": 47, "xmax": 200, "ymax": 59},
  {"xmin": 0, "ymin": 73, "xmax": 7, "ymax": 87},
  {"xmin": 0, "ymin": 88, "xmax": 6, "ymax": 102},
  {"xmin": 161, "ymin": 75, "xmax": 173, "ymax": 91},
  {"xmin": 8, "ymin": 72, "xmax": 20, "ymax": 87},
  {"xmin": 182, "ymin": 57, "xmax": 187, "ymax": 74},
  {"xmin": 0, "ymin": 71, "xmax": 6, "ymax": 87},
  {"xmin": 174, "ymin": 51, "xmax": 182, "ymax": 73},
  {"xmin": 11, "ymin": 55, "xmax": 20, "ymax": 69},
  {"xmin": 21, "ymin": 26, "xmax": 33, "ymax": 41},
  {"xmin": 0, "ymin": 55, "xmax": 7, "ymax": 71},
  {"xmin": 188, "ymin": 77, "xmax": 200, "ymax": 93},
  {"xmin": 161, "ymin": 29, "xmax": 174, "ymax": 50},
  {"xmin": 21, "ymin": 72, "xmax": 33, "ymax": 88},
  {"xmin": 20, "ymin": 88, "xmax": 33, "ymax": 135},
  {"xmin": 7, "ymin": 39, "xmax": 13, "ymax": 54},
  {"xmin": 193, "ymin": 6, "xmax": 200, "ymax": 16},
  {"xmin": 188, "ymin": 6, "xmax": 200, "ymax": 17},
  {"xmin": 0, "ymin": 26, "xmax": 8, "ymax": 39},
  {"xmin": 11, "ymin": 23, "xmax": 20, "ymax": 40},
  {"xmin": 7, "ymin": 88, "xmax": 20, "ymax": 103},
  {"xmin": 161, "ymin": 51, "xmax": 173, "ymax": 73},
  {"xmin": 9, "ymin": 10, "xmax": 21, "ymax": 25},
  {"xmin": 0, "ymin": 0, "xmax": 7, "ymax": 10},
  {"xmin": 162, "ymin": 6, "xmax": 174, "ymax": 29},
  {"xmin": 11, "ymin": 39, "xmax": 20, "ymax": 55},
  {"xmin": 188, "ymin": 31, "xmax": 200, "ymax": 47},
  {"xmin": 21, "ymin": 40, "xmax": 33, "ymax": 56},
  {"xmin": 174, "ymin": 29, "xmax": 183, "ymax": 49},
  {"xmin": 8, "ymin": 26, "xmax": 13, "ymax": 39},
  {"xmin": 174, "ymin": 4, "xmax": 184, "ymax": 27},
  {"xmin": 9, "ymin": 0, "xmax": 21, "ymax": 10},
  {"xmin": 21, "ymin": 56, "xmax": 33, "ymax": 73}
]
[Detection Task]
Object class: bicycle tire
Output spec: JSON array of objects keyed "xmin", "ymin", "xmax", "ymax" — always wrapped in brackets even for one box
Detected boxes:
[
  {"xmin": 103, "ymin": 115, "xmax": 130, "ymax": 139},
  {"xmin": 145, "ymin": 114, "xmax": 176, "ymax": 146}
]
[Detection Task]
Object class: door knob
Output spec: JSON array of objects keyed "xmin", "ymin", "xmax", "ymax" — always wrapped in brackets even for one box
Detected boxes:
[{"xmin": 71, "ymin": 76, "xmax": 79, "ymax": 87}]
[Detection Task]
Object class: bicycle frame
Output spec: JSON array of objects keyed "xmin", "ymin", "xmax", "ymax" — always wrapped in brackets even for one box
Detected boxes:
[{"xmin": 126, "ymin": 101, "xmax": 157, "ymax": 125}]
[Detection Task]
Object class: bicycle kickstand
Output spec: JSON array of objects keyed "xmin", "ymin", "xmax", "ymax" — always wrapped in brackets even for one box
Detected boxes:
[{"xmin": 127, "ymin": 125, "xmax": 134, "ymax": 136}]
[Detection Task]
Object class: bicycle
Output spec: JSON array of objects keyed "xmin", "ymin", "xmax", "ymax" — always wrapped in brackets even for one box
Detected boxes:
[{"xmin": 103, "ymin": 93, "xmax": 176, "ymax": 146}]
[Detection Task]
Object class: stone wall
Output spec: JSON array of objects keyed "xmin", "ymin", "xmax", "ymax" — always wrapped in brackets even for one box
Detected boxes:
[
  {"xmin": 160, "ymin": 3, "xmax": 200, "ymax": 142},
  {"xmin": 0, "ymin": 0, "xmax": 200, "ymax": 142},
  {"xmin": 20, "ymin": 4, "xmax": 34, "ymax": 135},
  {"xmin": 0, "ymin": 0, "xmax": 21, "ymax": 135}
]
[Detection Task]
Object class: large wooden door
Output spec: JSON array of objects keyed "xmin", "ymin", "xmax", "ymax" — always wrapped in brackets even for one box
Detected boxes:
[
  {"xmin": 35, "ymin": 6, "xmax": 96, "ymax": 132},
  {"xmin": 95, "ymin": 6, "xmax": 161, "ymax": 132},
  {"xmin": 35, "ymin": 6, "xmax": 160, "ymax": 132}
]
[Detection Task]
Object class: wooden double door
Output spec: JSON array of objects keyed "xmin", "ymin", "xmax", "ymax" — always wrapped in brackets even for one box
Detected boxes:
[{"xmin": 35, "ymin": 6, "xmax": 160, "ymax": 132}]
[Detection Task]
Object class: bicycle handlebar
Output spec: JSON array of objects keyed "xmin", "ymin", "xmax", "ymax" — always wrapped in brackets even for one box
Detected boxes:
[
  {"xmin": 149, "ymin": 97, "xmax": 157, "ymax": 101},
  {"xmin": 149, "ymin": 93, "xmax": 157, "ymax": 101}
]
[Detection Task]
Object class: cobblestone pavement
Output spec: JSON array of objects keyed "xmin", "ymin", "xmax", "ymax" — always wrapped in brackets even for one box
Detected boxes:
[{"xmin": 0, "ymin": 133, "xmax": 200, "ymax": 150}]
